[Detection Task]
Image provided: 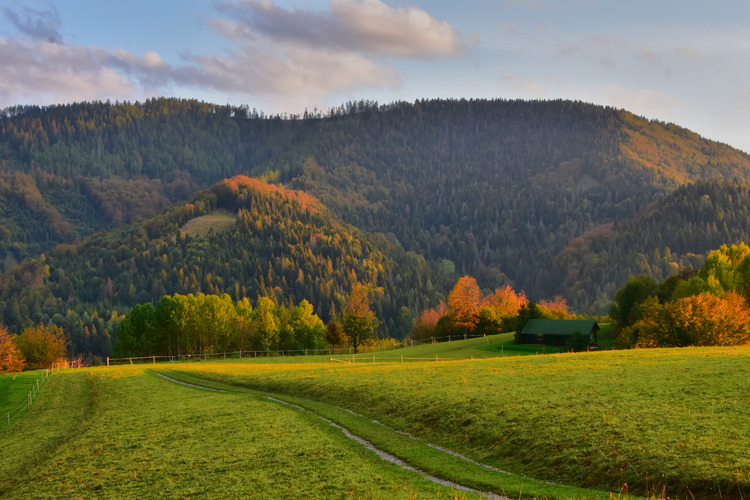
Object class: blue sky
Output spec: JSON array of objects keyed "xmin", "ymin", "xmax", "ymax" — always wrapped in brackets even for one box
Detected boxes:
[{"xmin": 0, "ymin": 0, "xmax": 748, "ymax": 152}]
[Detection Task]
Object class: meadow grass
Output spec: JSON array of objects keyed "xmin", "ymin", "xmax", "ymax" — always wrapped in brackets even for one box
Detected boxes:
[
  {"xmin": 0, "ymin": 365, "xmax": 476, "ymax": 499},
  {"xmin": 345, "ymin": 333, "xmax": 565, "ymax": 361},
  {"xmin": 163, "ymin": 346, "xmax": 750, "ymax": 499},
  {"xmin": 0, "ymin": 370, "xmax": 49, "ymax": 418},
  {"xmin": 180, "ymin": 209, "xmax": 236, "ymax": 236}
]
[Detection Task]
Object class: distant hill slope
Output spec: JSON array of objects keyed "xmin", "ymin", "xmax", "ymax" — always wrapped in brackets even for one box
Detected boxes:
[
  {"xmin": 555, "ymin": 179, "xmax": 750, "ymax": 311},
  {"xmin": 2, "ymin": 98, "xmax": 750, "ymax": 311},
  {"xmin": 0, "ymin": 177, "xmax": 448, "ymax": 357}
]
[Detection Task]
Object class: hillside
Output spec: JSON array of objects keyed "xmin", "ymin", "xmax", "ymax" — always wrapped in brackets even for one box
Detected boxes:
[
  {"xmin": 0, "ymin": 177, "xmax": 448, "ymax": 357},
  {"xmin": 556, "ymin": 179, "xmax": 750, "ymax": 311},
  {"xmin": 2, "ymin": 98, "xmax": 750, "ymax": 311}
]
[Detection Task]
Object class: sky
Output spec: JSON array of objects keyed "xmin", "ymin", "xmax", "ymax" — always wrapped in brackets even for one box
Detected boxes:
[{"xmin": 0, "ymin": 0, "xmax": 748, "ymax": 152}]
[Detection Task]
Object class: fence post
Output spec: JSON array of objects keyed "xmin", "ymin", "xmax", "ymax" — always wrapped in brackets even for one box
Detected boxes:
[
  {"xmin": 436, "ymin": 355, "xmax": 439, "ymax": 362},
  {"xmin": 401, "ymin": 355, "xmax": 403, "ymax": 363},
  {"xmin": 107, "ymin": 356, "xmax": 110, "ymax": 366},
  {"xmin": 27, "ymin": 393, "xmax": 30, "ymax": 411},
  {"xmin": 449, "ymin": 335, "xmax": 451, "ymax": 342},
  {"xmin": 153, "ymin": 356, "xmax": 156, "ymax": 364}
]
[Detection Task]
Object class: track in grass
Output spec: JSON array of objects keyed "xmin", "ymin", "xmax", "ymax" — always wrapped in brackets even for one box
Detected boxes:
[{"xmin": 156, "ymin": 370, "xmax": 509, "ymax": 499}]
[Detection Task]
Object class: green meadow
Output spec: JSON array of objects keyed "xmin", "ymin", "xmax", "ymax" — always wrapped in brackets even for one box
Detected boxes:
[
  {"xmin": 0, "ymin": 370, "xmax": 47, "ymax": 419},
  {"xmin": 2, "ymin": 339, "xmax": 748, "ymax": 499},
  {"xmin": 180, "ymin": 209, "xmax": 237, "ymax": 237}
]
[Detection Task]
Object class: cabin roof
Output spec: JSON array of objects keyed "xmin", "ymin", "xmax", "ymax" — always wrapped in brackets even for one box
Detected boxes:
[{"xmin": 520, "ymin": 319, "xmax": 599, "ymax": 336}]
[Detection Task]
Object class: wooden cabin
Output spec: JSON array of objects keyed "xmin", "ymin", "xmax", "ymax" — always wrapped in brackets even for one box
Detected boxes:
[{"xmin": 519, "ymin": 319, "xmax": 599, "ymax": 346}]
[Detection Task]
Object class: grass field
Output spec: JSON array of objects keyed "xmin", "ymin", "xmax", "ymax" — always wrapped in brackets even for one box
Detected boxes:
[
  {"xmin": 0, "ymin": 370, "xmax": 49, "ymax": 426},
  {"xmin": 3, "ymin": 344, "xmax": 748, "ymax": 499},
  {"xmin": 180, "ymin": 209, "xmax": 236, "ymax": 236},
  {"xmin": 342, "ymin": 333, "xmax": 565, "ymax": 361},
  {"xmin": 160, "ymin": 346, "xmax": 750, "ymax": 499},
  {"xmin": 0, "ymin": 367, "xmax": 468, "ymax": 499}
]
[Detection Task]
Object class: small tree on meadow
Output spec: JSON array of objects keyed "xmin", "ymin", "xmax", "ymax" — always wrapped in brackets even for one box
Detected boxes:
[
  {"xmin": 342, "ymin": 283, "xmax": 380, "ymax": 353},
  {"xmin": 447, "ymin": 275, "xmax": 482, "ymax": 332},
  {"xmin": 0, "ymin": 325, "xmax": 25, "ymax": 373},
  {"xmin": 325, "ymin": 320, "xmax": 346, "ymax": 348}
]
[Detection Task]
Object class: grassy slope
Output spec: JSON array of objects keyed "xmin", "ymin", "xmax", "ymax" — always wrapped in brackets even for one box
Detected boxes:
[
  {"xmin": 179, "ymin": 209, "xmax": 236, "ymax": 236},
  {"xmin": 164, "ymin": 346, "xmax": 750, "ymax": 499},
  {"xmin": 0, "ymin": 366, "xmax": 466, "ymax": 499},
  {"xmin": 345, "ymin": 334, "xmax": 565, "ymax": 361},
  {"xmin": 0, "ymin": 370, "xmax": 48, "ymax": 417}
]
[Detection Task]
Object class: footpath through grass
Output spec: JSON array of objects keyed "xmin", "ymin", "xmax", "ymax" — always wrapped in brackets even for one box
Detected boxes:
[
  {"xmin": 0, "ymin": 365, "xmax": 475, "ymax": 499},
  {"xmin": 165, "ymin": 346, "xmax": 750, "ymax": 499}
]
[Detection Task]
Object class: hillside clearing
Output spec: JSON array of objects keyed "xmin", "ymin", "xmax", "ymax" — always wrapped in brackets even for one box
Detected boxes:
[{"xmin": 180, "ymin": 209, "xmax": 236, "ymax": 236}]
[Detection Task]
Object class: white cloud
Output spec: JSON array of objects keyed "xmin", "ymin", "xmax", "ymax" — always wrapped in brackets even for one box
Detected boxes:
[
  {"xmin": 216, "ymin": 0, "xmax": 471, "ymax": 59},
  {"xmin": 0, "ymin": 1, "xmax": 466, "ymax": 109},
  {"xmin": 0, "ymin": 38, "xmax": 137, "ymax": 105}
]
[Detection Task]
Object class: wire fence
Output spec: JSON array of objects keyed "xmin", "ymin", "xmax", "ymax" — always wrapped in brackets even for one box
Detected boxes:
[
  {"xmin": 107, "ymin": 333, "xmax": 496, "ymax": 366},
  {"xmin": 2, "ymin": 362, "xmax": 72, "ymax": 430}
]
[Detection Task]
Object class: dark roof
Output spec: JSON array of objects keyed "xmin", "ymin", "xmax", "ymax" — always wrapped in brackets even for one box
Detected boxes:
[{"xmin": 520, "ymin": 319, "xmax": 599, "ymax": 336}]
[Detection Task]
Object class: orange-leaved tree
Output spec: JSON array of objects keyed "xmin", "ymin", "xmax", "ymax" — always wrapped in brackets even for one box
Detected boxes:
[
  {"xmin": 632, "ymin": 291, "xmax": 750, "ymax": 348},
  {"xmin": 0, "ymin": 325, "xmax": 25, "ymax": 373},
  {"xmin": 483, "ymin": 285, "xmax": 528, "ymax": 317},
  {"xmin": 412, "ymin": 301, "xmax": 447, "ymax": 340},
  {"xmin": 447, "ymin": 275, "xmax": 483, "ymax": 331}
]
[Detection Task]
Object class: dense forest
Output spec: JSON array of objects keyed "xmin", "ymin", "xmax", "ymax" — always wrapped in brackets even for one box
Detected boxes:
[
  {"xmin": 555, "ymin": 179, "xmax": 750, "ymax": 311},
  {"xmin": 0, "ymin": 177, "xmax": 448, "ymax": 358},
  {"xmin": 2, "ymin": 97, "xmax": 750, "ymax": 324}
]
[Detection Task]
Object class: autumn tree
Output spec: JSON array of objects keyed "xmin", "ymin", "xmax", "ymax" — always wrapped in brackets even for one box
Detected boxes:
[
  {"xmin": 14, "ymin": 324, "xmax": 67, "ymax": 369},
  {"xmin": 447, "ymin": 275, "xmax": 482, "ymax": 332},
  {"xmin": 412, "ymin": 301, "xmax": 446, "ymax": 340},
  {"xmin": 630, "ymin": 292, "xmax": 750, "ymax": 348},
  {"xmin": 538, "ymin": 296, "xmax": 573, "ymax": 319},
  {"xmin": 483, "ymin": 285, "xmax": 528, "ymax": 317},
  {"xmin": 0, "ymin": 325, "xmax": 24, "ymax": 373},
  {"xmin": 342, "ymin": 283, "xmax": 380, "ymax": 353}
]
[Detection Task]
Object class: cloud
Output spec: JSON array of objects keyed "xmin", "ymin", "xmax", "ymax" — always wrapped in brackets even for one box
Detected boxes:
[
  {"xmin": 676, "ymin": 44, "xmax": 700, "ymax": 60},
  {"xmin": 595, "ymin": 84, "xmax": 680, "ymax": 119},
  {"xmin": 216, "ymin": 0, "xmax": 470, "ymax": 59},
  {"xmin": 0, "ymin": 1, "xmax": 467, "ymax": 109},
  {"xmin": 3, "ymin": 6, "xmax": 62, "ymax": 44},
  {"xmin": 559, "ymin": 34, "xmax": 660, "ymax": 67},
  {"xmin": 499, "ymin": 72, "xmax": 545, "ymax": 97},
  {"xmin": 0, "ymin": 38, "xmax": 137, "ymax": 105},
  {"xmin": 173, "ymin": 45, "xmax": 400, "ymax": 105}
]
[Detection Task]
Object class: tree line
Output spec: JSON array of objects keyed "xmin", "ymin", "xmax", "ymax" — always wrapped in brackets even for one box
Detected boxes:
[{"xmin": 611, "ymin": 243, "xmax": 750, "ymax": 347}]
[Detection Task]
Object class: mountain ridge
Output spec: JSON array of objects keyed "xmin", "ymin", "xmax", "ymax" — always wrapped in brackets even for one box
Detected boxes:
[{"xmin": 2, "ymin": 97, "xmax": 750, "ymax": 316}]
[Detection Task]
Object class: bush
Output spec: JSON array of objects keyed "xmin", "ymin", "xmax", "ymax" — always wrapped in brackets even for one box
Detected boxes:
[
  {"xmin": 565, "ymin": 330, "xmax": 590, "ymax": 352},
  {"xmin": 14, "ymin": 325, "xmax": 67, "ymax": 370}
]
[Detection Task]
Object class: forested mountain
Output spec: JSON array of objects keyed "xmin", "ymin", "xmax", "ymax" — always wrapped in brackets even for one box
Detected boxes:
[
  {"xmin": 0, "ymin": 176, "xmax": 448, "ymax": 357},
  {"xmin": 555, "ymin": 179, "xmax": 750, "ymax": 311},
  {"xmin": 2, "ymin": 97, "xmax": 750, "ymax": 315}
]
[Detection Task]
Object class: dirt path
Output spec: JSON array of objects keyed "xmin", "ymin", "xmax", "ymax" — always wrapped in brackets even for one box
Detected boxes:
[{"xmin": 154, "ymin": 371, "xmax": 508, "ymax": 500}]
